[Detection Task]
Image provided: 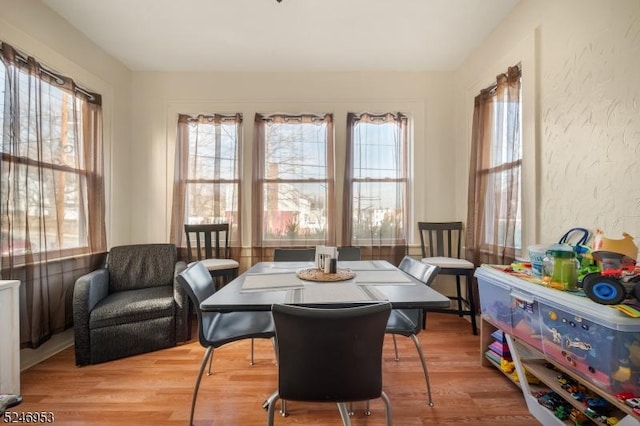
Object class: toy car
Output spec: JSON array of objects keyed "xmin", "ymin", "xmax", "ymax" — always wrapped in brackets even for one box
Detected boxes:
[
  {"xmin": 625, "ymin": 397, "xmax": 640, "ymax": 408},
  {"xmin": 581, "ymin": 231, "xmax": 639, "ymax": 305}
]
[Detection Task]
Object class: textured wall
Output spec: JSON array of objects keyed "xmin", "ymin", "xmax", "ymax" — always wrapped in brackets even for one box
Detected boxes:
[{"xmin": 539, "ymin": 1, "xmax": 640, "ymax": 247}]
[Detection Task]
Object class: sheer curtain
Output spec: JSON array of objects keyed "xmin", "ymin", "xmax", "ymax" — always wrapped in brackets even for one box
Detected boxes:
[
  {"xmin": 466, "ymin": 65, "xmax": 522, "ymax": 266},
  {"xmin": 0, "ymin": 41, "xmax": 106, "ymax": 348},
  {"xmin": 343, "ymin": 112, "xmax": 408, "ymax": 265},
  {"xmin": 252, "ymin": 113, "xmax": 335, "ymax": 261},
  {"xmin": 170, "ymin": 113, "xmax": 242, "ymax": 260}
]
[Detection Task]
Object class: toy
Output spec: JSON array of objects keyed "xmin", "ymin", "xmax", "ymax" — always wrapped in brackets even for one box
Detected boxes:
[{"xmin": 580, "ymin": 230, "xmax": 640, "ymax": 305}]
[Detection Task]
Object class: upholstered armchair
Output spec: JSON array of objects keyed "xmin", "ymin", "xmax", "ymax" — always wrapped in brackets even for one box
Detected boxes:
[{"xmin": 73, "ymin": 243, "xmax": 190, "ymax": 366}]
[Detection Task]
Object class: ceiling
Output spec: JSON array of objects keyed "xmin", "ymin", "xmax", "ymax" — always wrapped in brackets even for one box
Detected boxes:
[{"xmin": 41, "ymin": 0, "xmax": 520, "ymax": 72}]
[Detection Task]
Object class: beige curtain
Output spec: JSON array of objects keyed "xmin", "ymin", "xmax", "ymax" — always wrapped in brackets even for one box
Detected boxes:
[
  {"xmin": 170, "ymin": 113, "xmax": 242, "ymax": 260},
  {"xmin": 343, "ymin": 112, "xmax": 408, "ymax": 265},
  {"xmin": 252, "ymin": 113, "xmax": 335, "ymax": 262},
  {"xmin": 0, "ymin": 41, "xmax": 106, "ymax": 348},
  {"xmin": 466, "ymin": 65, "xmax": 522, "ymax": 266}
]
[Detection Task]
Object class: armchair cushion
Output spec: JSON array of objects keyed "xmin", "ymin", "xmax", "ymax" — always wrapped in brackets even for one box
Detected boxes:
[
  {"xmin": 89, "ymin": 286, "xmax": 175, "ymax": 329},
  {"xmin": 107, "ymin": 244, "xmax": 177, "ymax": 292}
]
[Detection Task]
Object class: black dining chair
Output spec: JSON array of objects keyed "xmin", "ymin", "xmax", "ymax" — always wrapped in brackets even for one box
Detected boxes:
[
  {"xmin": 386, "ymin": 255, "xmax": 440, "ymax": 407},
  {"xmin": 184, "ymin": 223, "xmax": 239, "ymax": 289},
  {"xmin": 418, "ymin": 221, "xmax": 478, "ymax": 335},
  {"xmin": 337, "ymin": 246, "xmax": 362, "ymax": 261},
  {"xmin": 264, "ymin": 302, "xmax": 393, "ymax": 426},
  {"xmin": 272, "ymin": 247, "xmax": 316, "ymax": 262},
  {"xmin": 176, "ymin": 261, "xmax": 275, "ymax": 426}
]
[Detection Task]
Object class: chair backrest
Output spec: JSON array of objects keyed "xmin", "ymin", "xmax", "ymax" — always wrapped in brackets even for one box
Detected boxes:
[
  {"xmin": 418, "ymin": 221, "xmax": 464, "ymax": 259},
  {"xmin": 398, "ymin": 256, "xmax": 440, "ymax": 286},
  {"xmin": 272, "ymin": 247, "xmax": 316, "ymax": 262},
  {"xmin": 176, "ymin": 261, "xmax": 216, "ymax": 346},
  {"xmin": 184, "ymin": 223, "xmax": 231, "ymax": 262},
  {"xmin": 337, "ymin": 247, "xmax": 362, "ymax": 261},
  {"xmin": 272, "ymin": 302, "xmax": 391, "ymax": 402},
  {"xmin": 106, "ymin": 243, "xmax": 178, "ymax": 292}
]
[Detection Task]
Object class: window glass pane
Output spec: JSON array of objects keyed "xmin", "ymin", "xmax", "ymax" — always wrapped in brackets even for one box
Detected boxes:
[
  {"xmin": 263, "ymin": 182, "xmax": 327, "ymax": 241},
  {"xmin": 187, "ymin": 123, "xmax": 239, "ymax": 180},
  {"xmin": 353, "ymin": 122, "xmax": 402, "ymax": 179},
  {"xmin": 265, "ymin": 122, "xmax": 327, "ymax": 180},
  {"xmin": 186, "ymin": 182, "xmax": 239, "ymax": 225},
  {"xmin": 351, "ymin": 181, "xmax": 404, "ymax": 241}
]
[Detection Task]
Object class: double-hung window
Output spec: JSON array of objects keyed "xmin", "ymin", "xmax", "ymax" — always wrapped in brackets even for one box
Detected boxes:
[
  {"xmin": 171, "ymin": 114, "xmax": 242, "ymax": 246},
  {"xmin": 253, "ymin": 113, "xmax": 334, "ymax": 247},
  {"xmin": 0, "ymin": 42, "xmax": 105, "ymax": 262},
  {"xmin": 343, "ymin": 112, "xmax": 409, "ymax": 246},
  {"xmin": 467, "ymin": 65, "xmax": 522, "ymax": 264}
]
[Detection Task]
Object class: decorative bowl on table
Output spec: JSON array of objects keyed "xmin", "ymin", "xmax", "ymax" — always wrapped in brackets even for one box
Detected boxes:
[{"xmin": 296, "ymin": 267, "xmax": 356, "ymax": 282}]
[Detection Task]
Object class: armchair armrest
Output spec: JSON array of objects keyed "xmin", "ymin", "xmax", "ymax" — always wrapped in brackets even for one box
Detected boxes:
[
  {"xmin": 173, "ymin": 260, "xmax": 190, "ymax": 342},
  {"xmin": 73, "ymin": 268, "xmax": 109, "ymax": 366}
]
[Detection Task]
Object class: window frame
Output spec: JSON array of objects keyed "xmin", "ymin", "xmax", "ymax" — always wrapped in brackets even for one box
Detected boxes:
[{"xmin": 252, "ymin": 113, "xmax": 335, "ymax": 247}]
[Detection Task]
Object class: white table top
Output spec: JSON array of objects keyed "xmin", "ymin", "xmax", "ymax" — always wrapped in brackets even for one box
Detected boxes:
[{"xmin": 201, "ymin": 260, "xmax": 450, "ymax": 312}]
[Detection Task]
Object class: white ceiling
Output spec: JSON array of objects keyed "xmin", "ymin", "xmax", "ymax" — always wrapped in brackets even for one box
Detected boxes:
[{"xmin": 42, "ymin": 0, "xmax": 520, "ymax": 72}]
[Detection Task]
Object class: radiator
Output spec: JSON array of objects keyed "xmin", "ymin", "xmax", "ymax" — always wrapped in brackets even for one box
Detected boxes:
[{"xmin": 0, "ymin": 280, "xmax": 20, "ymax": 395}]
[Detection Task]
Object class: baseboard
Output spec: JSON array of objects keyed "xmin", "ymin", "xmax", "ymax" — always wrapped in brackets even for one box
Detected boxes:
[{"xmin": 20, "ymin": 329, "xmax": 74, "ymax": 371}]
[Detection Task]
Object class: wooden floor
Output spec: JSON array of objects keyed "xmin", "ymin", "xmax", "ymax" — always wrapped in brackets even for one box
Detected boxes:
[{"xmin": 18, "ymin": 313, "xmax": 540, "ymax": 425}]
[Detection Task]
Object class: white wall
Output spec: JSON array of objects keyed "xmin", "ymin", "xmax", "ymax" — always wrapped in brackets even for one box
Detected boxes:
[
  {"xmin": 0, "ymin": 0, "xmax": 133, "ymax": 247},
  {"xmin": 454, "ymin": 0, "xmax": 640, "ymax": 251},
  {"xmin": 130, "ymin": 71, "xmax": 457, "ymax": 247}
]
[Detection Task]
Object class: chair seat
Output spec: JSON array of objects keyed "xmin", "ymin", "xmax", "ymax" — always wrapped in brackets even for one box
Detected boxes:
[
  {"xmin": 422, "ymin": 256, "xmax": 474, "ymax": 269},
  {"xmin": 90, "ymin": 286, "xmax": 174, "ymax": 329},
  {"xmin": 191, "ymin": 258, "xmax": 239, "ymax": 271},
  {"xmin": 386, "ymin": 309, "xmax": 421, "ymax": 337},
  {"xmin": 202, "ymin": 311, "xmax": 274, "ymax": 348}
]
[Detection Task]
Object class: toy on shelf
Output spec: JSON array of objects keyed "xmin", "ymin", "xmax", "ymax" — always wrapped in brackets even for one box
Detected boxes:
[{"xmin": 580, "ymin": 229, "xmax": 640, "ymax": 306}]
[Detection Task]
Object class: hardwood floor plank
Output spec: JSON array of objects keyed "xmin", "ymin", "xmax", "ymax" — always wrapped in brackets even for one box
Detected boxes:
[{"xmin": 16, "ymin": 313, "xmax": 540, "ymax": 425}]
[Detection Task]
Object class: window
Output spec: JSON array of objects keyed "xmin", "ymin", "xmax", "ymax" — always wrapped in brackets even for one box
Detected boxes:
[
  {"xmin": 467, "ymin": 65, "xmax": 522, "ymax": 264},
  {"xmin": 344, "ymin": 112, "xmax": 409, "ymax": 246},
  {"xmin": 252, "ymin": 113, "xmax": 334, "ymax": 246},
  {"xmin": 0, "ymin": 42, "xmax": 105, "ymax": 261},
  {"xmin": 171, "ymin": 114, "xmax": 242, "ymax": 246}
]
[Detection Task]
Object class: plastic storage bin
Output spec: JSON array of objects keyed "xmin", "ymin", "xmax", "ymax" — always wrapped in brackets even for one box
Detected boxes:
[
  {"xmin": 477, "ymin": 266, "xmax": 544, "ymax": 351},
  {"xmin": 476, "ymin": 265, "xmax": 640, "ymax": 396}
]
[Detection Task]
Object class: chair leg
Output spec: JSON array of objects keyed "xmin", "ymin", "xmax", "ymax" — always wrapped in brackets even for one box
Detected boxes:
[
  {"xmin": 455, "ymin": 275, "xmax": 463, "ymax": 316},
  {"xmin": 280, "ymin": 399, "xmax": 288, "ymax": 416},
  {"xmin": 380, "ymin": 391, "xmax": 394, "ymax": 426},
  {"xmin": 364, "ymin": 400, "xmax": 371, "ymax": 416},
  {"xmin": 410, "ymin": 334, "xmax": 434, "ymax": 407},
  {"xmin": 466, "ymin": 271, "xmax": 478, "ymax": 335},
  {"xmin": 272, "ymin": 337, "xmax": 279, "ymax": 365},
  {"xmin": 189, "ymin": 346, "xmax": 213, "ymax": 426},
  {"xmin": 207, "ymin": 347, "xmax": 215, "ymax": 376},
  {"xmin": 392, "ymin": 334, "xmax": 400, "ymax": 361},
  {"xmin": 266, "ymin": 392, "xmax": 280, "ymax": 426},
  {"xmin": 337, "ymin": 403, "xmax": 353, "ymax": 426}
]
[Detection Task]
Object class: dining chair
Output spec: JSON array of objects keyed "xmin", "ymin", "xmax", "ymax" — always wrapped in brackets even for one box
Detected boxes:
[
  {"xmin": 384, "ymin": 255, "xmax": 440, "ymax": 407},
  {"xmin": 272, "ymin": 247, "xmax": 316, "ymax": 262},
  {"xmin": 184, "ymin": 223, "xmax": 239, "ymax": 289},
  {"xmin": 264, "ymin": 302, "xmax": 393, "ymax": 426},
  {"xmin": 176, "ymin": 261, "xmax": 275, "ymax": 426},
  {"xmin": 417, "ymin": 221, "xmax": 478, "ymax": 335},
  {"xmin": 337, "ymin": 246, "xmax": 362, "ymax": 261}
]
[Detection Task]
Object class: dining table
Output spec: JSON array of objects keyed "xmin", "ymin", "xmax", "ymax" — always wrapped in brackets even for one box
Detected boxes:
[{"xmin": 200, "ymin": 259, "xmax": 451, "ymax": 312}]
